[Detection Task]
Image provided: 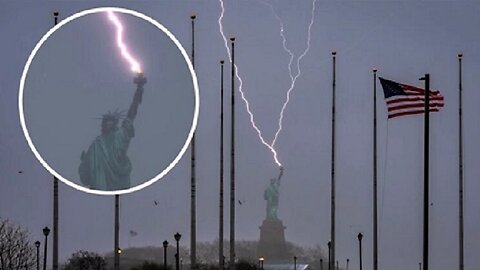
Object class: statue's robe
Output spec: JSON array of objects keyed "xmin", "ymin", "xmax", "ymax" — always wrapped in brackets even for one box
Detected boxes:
[
  {"xmin": 79, "ymin": 118, "xmax": 134, "ymax": 191},
  {"xmin": 264, "ymin": 179, "xmax": 280, "ymax": 220}
]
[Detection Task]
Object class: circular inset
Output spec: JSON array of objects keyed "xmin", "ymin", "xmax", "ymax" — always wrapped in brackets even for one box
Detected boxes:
[{"xmin": 19, "ymin": 7, "xmax": 199, "ymax": 195}]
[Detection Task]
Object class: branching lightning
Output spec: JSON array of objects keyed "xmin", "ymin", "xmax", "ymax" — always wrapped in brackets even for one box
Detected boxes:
[
  {"xmin": 219, "ymin": 0, "xmax": 282, "ymax": 167},
  {"xmin": 218, "ymin": 0, "xmax": 317, "ymax": 167},
  {"xmin": 106, "ymin": 11, "xmax": 142, "ymax": 74},
  {"xmin": 257, "ymin": 0, "xmax": 295, "ymax": 83},
  {"xmin": 266, "ymin": 0, "xmax": 317, "ymax": 147}
]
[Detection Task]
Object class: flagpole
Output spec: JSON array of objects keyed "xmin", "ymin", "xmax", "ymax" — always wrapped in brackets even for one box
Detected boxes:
[
  {"xmin": 229, "ymin": 37, "xmax": 236, "ymax": 270},
  {"xmin": 190, "ymin": 13, "xmax": 197, "ymax": 270},
  {"xmin": 420, "ymin": 73, "xmax": 430, "ymax": 270},
  {"xmin": 52, "ymin": 10, "xmax": 59, "ymax": 270},
  {"xmin": 219, "ymin": 60, "xmax": 225, "ymax": 270},
  {"xmin": 330, "ymin": 51, "xmax": 336, "ymax": 270},
  {"xmin": 458, "ymin": 53, "xmax": 464, "ymax": 270},
  {"xmin": 114, "ymin": 194, "xmax": 120, "ymax": 270},
  {"xmin": 372, "ymin": 68, "xmax": 378, "ymax": 270}
]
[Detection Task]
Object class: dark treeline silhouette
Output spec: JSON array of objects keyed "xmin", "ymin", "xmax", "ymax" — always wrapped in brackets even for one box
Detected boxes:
[
  {"xmin": 0, "ymin": 219, "xmax": 36, "ymax": 270},
  {"xmin": 99, "ymin": 240, "xmax": 327, "ymax": 270},
  {"xmin": 61, "ymin": 250, "xmax": 106, "ymax": 270}
]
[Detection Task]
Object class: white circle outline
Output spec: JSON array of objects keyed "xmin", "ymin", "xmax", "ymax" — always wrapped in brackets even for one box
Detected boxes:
[{"xmin": 18, "ymin": 7, "xmax": 199, "ymax": 195}]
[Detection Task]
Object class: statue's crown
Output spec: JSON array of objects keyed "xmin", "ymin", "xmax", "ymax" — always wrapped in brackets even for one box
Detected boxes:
[{"xmin": 101, "ymin": 109, "xmax": 125, "ymax": 124}]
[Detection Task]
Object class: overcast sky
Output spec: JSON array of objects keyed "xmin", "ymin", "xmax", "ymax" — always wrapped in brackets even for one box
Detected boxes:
[{"xmin": 1, "ymin": 1, "xmax": 480, "ymax": 270}]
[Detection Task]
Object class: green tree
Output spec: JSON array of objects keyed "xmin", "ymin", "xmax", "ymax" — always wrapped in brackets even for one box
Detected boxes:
[{"xmin": 62, "ymin": 250, "xmax": 106, "ymax": 270}]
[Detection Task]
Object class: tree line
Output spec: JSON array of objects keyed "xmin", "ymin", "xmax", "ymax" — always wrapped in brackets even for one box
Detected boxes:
[{"xmin": 0, "ymin": 219, "xmax": 327, "ymax": 270}]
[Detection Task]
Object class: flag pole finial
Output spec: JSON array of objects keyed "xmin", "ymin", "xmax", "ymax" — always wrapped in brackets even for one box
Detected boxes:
[
  {"xmin": 230, "ymin": 37, "xmax": 235, "ymax": 42},
  {"xmin": 332, "ymin": 51, "xmax": 336, "ymax": 56},
  {"xmin": 190, "ymin": 13, "xmax": 197, "ymax": 20},
  {"xmin": 220, "ymin": 60, "xmax": 225, "ymax": 64},
  {"xmin": 458, "ymin": 53, "xmax": 463, "ymax": 58},
  {"xmin": 373, "ymin": 68, "xmax": 377, "ymax": 73}
]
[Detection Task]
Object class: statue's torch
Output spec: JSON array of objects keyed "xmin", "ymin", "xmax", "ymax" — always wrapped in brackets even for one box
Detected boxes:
[{"xmin": 134, "ymin": 72, "xmax": 147, "ymax": 90}]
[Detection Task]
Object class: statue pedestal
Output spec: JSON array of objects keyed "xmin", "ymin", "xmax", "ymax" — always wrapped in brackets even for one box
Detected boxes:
[{"xmin": 258, "ymin": 219, "xmax": 289, "ymax": 263}]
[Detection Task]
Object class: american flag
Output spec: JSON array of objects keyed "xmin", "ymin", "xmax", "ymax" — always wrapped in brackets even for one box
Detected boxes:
[{"xmin": 379, "ymin": 77, "xmax": 444, "ymax": 119}]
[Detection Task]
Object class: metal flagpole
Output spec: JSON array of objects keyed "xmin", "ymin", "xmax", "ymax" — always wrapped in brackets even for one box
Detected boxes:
[
  {"xmin": 190, "ymin": 13, "xmax": 197, "ymax": 270},
  {"xmin": 419, "ymin": 74, "xmax": 430, "ymax": 270},
  {"xmin": 327, "ymin": 241, "xmax": 331, "ymax": 270},
  {"xmin": 52, "ymin": 177, "xmax": 59, "ymax": 270},
  {"xmin": 52, "ymin": 10, "xmax": 59, "ymax": 270},
  {"xmin": 458, "ymin": 53, "xmax": 464, "ymax": 270},
  {"xmin": 219, "ymin": 60, "xmax": 225, "ymax": 270},
  {"xmin": 229, "ymin": 37, "xmax": 236, "ymax": 270},
  {"xmin": 373, "ymin": 68, "xmax": 378, "ymax": 270},
  {"xmin": 114, "ymin": 194, "xmax": 120, "ymax": 270},
  {"xmin": 330, "ymin": 51, "xmax": 336, "ymax": 270}
]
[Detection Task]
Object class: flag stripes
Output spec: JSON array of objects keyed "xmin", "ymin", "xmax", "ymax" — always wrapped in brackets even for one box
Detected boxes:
[{"xmin": 379, "ymin": 77, "xmax": 444, "ymax": 119}]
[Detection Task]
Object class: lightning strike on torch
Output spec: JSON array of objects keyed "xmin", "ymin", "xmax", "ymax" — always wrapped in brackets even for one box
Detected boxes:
[
  {"xmin": 106, "ymin": 11, "xmax": 142, "ymax": 74},
  {"xmin": 218, "ymin": 0, "xmax": 317, "ymax": 167},
  {"xmin": 219, "ymin": 0, "xmax": 282, "ymax": 167}
]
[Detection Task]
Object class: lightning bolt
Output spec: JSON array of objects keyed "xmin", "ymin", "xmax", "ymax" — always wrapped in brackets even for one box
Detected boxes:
[
  {"xmin": 257, "ymin": 0, "xmax": 295, "ymax": 83},
  {"xmin": 218, "ymin": 0, "xmax": 317, "ymax": 167},
  {"xmin": 106, "ymin": 11, "xmax": 142, "ymax": 74},
  {"xmin": 219, "ymin": 0, "xmax": 282, "ymax": 167},
  {"xmin": 265, "ymin": 0, "xmax": 317, "ymax": 147}
]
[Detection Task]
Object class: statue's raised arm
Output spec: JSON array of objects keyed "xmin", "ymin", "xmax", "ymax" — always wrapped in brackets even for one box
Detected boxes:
[
  {"xmin": 127, "ymin": 72, "xmax": 147, "ymax": 121},
  {"xmin": 275, "ymin": 166, "xmax": 284, "ymax": 186}
]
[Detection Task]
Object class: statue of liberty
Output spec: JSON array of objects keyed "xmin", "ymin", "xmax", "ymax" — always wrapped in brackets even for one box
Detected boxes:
[
  {"xmin": 264, "ymin": 166, "xmax": 284, "ymax": 220},
  {"xmin": 78, "ymin": 73, "xmax": 147, "ymax": 191}
]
